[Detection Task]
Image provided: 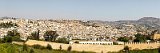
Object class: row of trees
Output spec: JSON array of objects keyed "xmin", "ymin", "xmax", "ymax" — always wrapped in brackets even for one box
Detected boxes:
[
  {"xmin": 29, "ymin": 30, "xmax": 69, "ymax": 44},
  {"xmin": 1, "ymin": 29, "xmax": 151, "ymax": 43},
  {"xmin": 31, "ymin": 44, "xmax": 72, "ymax": 51},
  {"xmin": 0, "ymin": 43, "xmax": 94, "ymax": 53},
  {"xmin": 43, "ymin": 30, "xmax": 59, "ymax": 42},
  {"xmin": 0, "ymin": 29, "xmax": 22, "ymax": 43},
  {"xmin": 0, "ymin": 29, "xmax": 68, "ymax": 44},
  {"xmin": 117, "ymin": 33, "xmax": 152, "ymax": 42},
  {"xmin": 0, "ymin": 22, "xmax": 18, "ymax": 28}
]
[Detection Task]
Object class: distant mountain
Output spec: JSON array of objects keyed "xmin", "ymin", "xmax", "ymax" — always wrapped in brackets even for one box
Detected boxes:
[
  {"xmin": 138, "ymin": 17, "xmax": 160, "ymax": 22},
  {"xmin": 1, "ymin": 16, "xmax": 160, "ymax": 32},
  {"xmin": 0, "ymin": 17, "xmax": 18, "ymax": 20},
  {"xmin": 86, "ymin": 17, "xmax": 160, "ymax": 33}
]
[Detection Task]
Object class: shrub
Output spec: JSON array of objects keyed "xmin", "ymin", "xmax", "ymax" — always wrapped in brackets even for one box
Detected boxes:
[
  {"xmin": 59, "ymin": 45, "xmax": 62, "ymax": 50},
  {"xmin": 67, "ymin": 46, "xmax": 72, "ymax": 51},
  {"xmin": 5, "ymin": 30, "xmax": 22, "ymax": 42},
  {"xmin": 3, "ymin": 36, "xmax": 12, "ymax": 43},
  {"xmin": 22, "ymin": 44, "xmax": 28, "ymax": 51},
  {"xmin": 124, "ymin": 46, "xmax": 129, "ymax": 53},
  {"xmin": 75, "ymin": 41, "xmax": 79, "ymax": 43},
  {"xmin": 0, "ymin": 38, "xmax": 3, "ymax": 43},
  {"xmin": 29, "ymin": 49, "xmax": 34, "ymax": 53},
  {"xmin": 12, "ymin": 36, "xmax": 22, "ymax": 42},
  {"xmin": 113, "ymin": 42, "xmax": 118, "ymax": 45},
  {"xmin": 117, "ymin": 37, "xmax": 129, "ymax": 42},
  {"xmin": 6, "ymin": 44, "xmax": 17, "ymax": 53},
  {"xmin": 81, "ymin": 51, "xmax": 89, "ymax": 53},
  {"xmin": 56, "ymin": 38, "xmax": 69, "ymax": 44},
  {"xmin": 46, "ymin": 44, "xmax": 52, "ymax": 50},
  {"xmin": 32, "ymin": 44, "xmax": 46, "ymax": 49}
]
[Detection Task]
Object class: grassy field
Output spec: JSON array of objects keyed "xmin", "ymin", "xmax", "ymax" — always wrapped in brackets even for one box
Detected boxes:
[
  {"xmin": 0, "ymin": 43, "xmax": 95, "ymax": 53},
  {"xmin": 1, "ymin": 43, "xmax": 159, "ymax": 53}
]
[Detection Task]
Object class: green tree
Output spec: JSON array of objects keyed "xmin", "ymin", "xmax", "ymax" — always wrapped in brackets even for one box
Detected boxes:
[
  {"xmin": 30, "ymin": 30, "xmax": 40, "ymax": 40},
  {"xmin": 3, "ymin": 36, "xmax": 12, "ymax": 43},
  {"xmin": 43, "ymin": 30, "xmax": 59, "ymax": 42},
  {"xmin": 134, "ymin": 33, "xmax": 146, "ymax": 42},
  {"xmin": 117, "ymin": 37, "xmax": 129, "ymax": 42},
  {"xmin": 7, "ymin": 30, "xmax": 20, "ymax": 37},
  {"xmin": 6, "ymin": 30, "xmax": 21, "ymax": 42},
  {"xmin": 56, "ymin": 38, "xmax": 69, "ymax": 44},
  {"xmin": 0, "ymin": 22, "xmax": 18, "ymax": 28}
]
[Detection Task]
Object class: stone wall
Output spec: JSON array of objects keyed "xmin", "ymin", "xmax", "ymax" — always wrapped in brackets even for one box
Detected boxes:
[
  {"xmin": 125, "ymin": 42, "xmax": 160, "ymax": 50},
  {"xmin": 25, "ymin": 40, "xmax": 160, "ymax": 53}
]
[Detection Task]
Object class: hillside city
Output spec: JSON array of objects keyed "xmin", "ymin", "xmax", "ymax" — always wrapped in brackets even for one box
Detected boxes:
[
  {"xmin": 0, "ymin": 17, "xmax": 160, "ymax": 53},
  {"xmin": 0, "ymin": 17, "xmax": 160, "ymax": 42}
]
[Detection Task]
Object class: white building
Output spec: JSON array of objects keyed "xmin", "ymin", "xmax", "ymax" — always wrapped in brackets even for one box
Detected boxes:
[{"xmin": 79, "ymin": 41, "xmax": 113, "ymax": 45}]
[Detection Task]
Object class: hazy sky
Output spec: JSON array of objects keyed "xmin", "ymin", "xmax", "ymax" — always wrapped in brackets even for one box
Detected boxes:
[{"xmin": 0, "ymin": 0, "xmax": 160, "ymax": 21}]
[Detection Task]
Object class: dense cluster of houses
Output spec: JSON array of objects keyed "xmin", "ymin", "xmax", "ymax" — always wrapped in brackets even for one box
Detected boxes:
[{"xmin": 0, "ymin": 18, "xmax": 157, "ymax": 45}]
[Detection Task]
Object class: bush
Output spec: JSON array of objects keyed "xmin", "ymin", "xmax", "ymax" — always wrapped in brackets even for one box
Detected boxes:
[
  {"xmin": 46, "ymin": 44, "xmax": 52, "ymax": 50},
  {"xmin": 124, "ymin": 46, "xmax": 129, "ymax": 50},
  {"xmin": 0, "ymin": 43, "xmax": 96, "ymax": 53},
  {"xmin": 29, "ymin": 49, "xmax": 34, "ymax": 53},
  {"xmin": 113, "ymin": 42, "xmax": 118, "ymax": 45},
  {"xmin": 22, "ymin": 44, "xmax": 28, "ymax": 51},
  {"xmin": 134, "ymin": 33, "xmax": 146, "ymax": 42},
  {"xmin": 5, "ymin": 30, "xmax": 22, "ymax": 42},
  {"xmin": 117, "ymin": 37, "xmax": 129, "ymax": 42},
  {"xmin": 75, "ymin": 41, "xmax": 79, "ymax": 43},
  {"xmin": 56, "ymin": 38, "xmax": 69, "ymax": 44},
  {"xmin": 12, "ymin": 36, "xmax": 22, "ymax": 42},
  {"xmin": 59, "ymin": 45, "xmax": 62, "ymax": 50},
  {"xmin": 0, "ymin": 38, "xmax": 3, "ymax": 43},
  {"xmin": 32, "ymin": 44, "xmax": 46, "ymax": 49},
  {"xmin": 124, "ymin": 46, "xmax": 129, "ymax": 53},
  {"xmin": 3, "ymin": 36, "xmax": 12, "ymax": 43},
  {"xmin": 67, "ymin": 46, "xmax": 72, "ymax": 51}
]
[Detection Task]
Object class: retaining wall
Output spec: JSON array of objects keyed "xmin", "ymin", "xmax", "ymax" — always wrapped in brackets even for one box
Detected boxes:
[{"xmin": 25, "ymin": 40, "xmax": 160, "ymax": 53}]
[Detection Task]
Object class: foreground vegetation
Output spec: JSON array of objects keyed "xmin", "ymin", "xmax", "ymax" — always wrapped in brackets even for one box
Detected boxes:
[
  {"xmin": 109, "ymin": 46, "xmax": 159, "ymax": 53},
  {"xmin": 109, "ymin": 49, "xmax": 159, "ymax": 53},
  {"xmin": 0, "ymin": 28, "xmax": 95, "ymax": 53},
  {"xmin": 1, "ymin": 43, "xmax": 159, "ymax": 53},
  {"xmin": 0, "ymin": 43, "xmax": 95, "ymax": 53}
]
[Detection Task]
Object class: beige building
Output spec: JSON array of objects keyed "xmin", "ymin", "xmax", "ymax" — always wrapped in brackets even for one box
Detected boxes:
[{"xmin": 153, "ymin": 34, "xmax": 160, "ymax": 40}]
